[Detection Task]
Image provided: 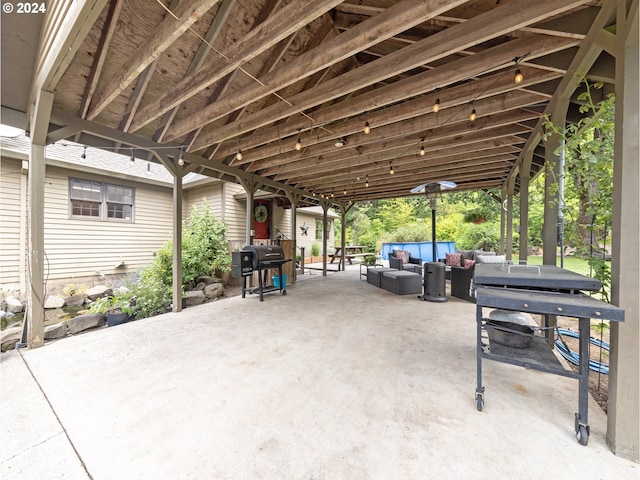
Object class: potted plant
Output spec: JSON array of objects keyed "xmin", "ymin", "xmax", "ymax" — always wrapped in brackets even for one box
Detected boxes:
[{"xmin": 89, "ymin": 293, "xmax": 135, "ymax": 326}]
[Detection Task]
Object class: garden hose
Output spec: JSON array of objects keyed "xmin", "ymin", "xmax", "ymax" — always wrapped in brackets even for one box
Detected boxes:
[{"xmin": 554, "ymin": 327, "xmax": 610, "ymax": 374}]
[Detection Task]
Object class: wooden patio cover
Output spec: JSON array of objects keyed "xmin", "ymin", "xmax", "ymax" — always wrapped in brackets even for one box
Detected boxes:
[{"xmin": 0, "ymin": 0, "xmax": 617, "ymax": 204}]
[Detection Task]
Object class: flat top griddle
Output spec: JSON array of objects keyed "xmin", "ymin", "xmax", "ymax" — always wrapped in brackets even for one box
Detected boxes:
[{"xmin": 474, "ymin": 264, "xmax": 601, "ymax": 292}]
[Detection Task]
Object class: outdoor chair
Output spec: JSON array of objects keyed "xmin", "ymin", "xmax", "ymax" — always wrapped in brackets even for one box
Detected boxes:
[{"xmin": 389, "ymin": 249, "xmax": 423, "ymax": 274}]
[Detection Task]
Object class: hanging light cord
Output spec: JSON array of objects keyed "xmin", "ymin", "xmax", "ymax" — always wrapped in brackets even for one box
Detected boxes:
[{"xmin": 152, "ymin": 0, "xmax": 336, "ymax": 139}]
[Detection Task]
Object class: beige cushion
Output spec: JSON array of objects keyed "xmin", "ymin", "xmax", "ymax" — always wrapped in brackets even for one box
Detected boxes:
[{"xmin": 476, "ymin": 254, "xmax": 506, "ymax": 264}]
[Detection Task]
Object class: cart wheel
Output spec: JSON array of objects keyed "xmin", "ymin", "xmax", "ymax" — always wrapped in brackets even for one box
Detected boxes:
[
  {"xmin": 281, "ymin": 289, "xmax": 287, "ymax": 295},
  {"xmin": 475, "ymin": 395, "xmax": 484, "ymax": 411},
  {"xmin": 576, "ymin": 425, "xmax": 589, "ymax": 446}
]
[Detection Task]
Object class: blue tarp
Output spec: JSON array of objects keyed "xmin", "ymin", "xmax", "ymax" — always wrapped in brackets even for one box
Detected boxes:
[{"xmin": 381, "ymin": 242, "xmax": 456, "ymax": 263}]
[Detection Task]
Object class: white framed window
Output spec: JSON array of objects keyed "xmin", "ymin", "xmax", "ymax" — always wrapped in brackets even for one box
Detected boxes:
[{"xmin": 70, "ymin": 178, "xmax": 134, "ymax": 221}]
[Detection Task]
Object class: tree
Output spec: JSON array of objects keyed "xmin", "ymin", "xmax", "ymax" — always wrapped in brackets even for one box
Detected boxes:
[{"xmin": 544, "ymin": 82, "xmax": 614, "ymax": 256}]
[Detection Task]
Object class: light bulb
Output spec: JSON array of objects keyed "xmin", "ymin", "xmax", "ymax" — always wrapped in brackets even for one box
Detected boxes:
[
  {"xmin": 469, "ymin": 108, "xmax": 477, "ymax": 122},
  {"xmin": 178, "ymin": 147, "xmax": 184, "ymax": 166},
  {"xmin": 420, "ymin": 140, "xmax": 425, "ymax": 156},
  {"xmin": 236, "ymin": 148, "xmax": 243, "ymax": 161},
  {"xmin": 389, "ymin": 164, "xmax": 394, "ymax": 175},
  {"xmin": 365, "ymin": 176, "xmax": 369, "ymax": 188},
  {"xmin": 433, "ymin": 98, "xmax": 440, "ymax": 113},
  {"xmin": 295, "ymin": 129, "xmax": 302, "ymax": 150},
  {"xmin": 514, "ymin": 68, "xmax": 523, "ymax": 84},
  {"xmin": 363, "ymin": 121, "xmax": 370, "ymax": 134},
  {"xmin": 130, "ymin": 150, "xmax": 135, "ymax": 166}
]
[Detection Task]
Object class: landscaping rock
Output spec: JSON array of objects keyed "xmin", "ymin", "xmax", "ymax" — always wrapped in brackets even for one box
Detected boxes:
[
  {"xmin": 45, "ymin": 322, "xmax": 69, "ymax": 340},
  {"xmin": 5, "ymin": 296, "xmax": 24, "ymax": 314},
  {"xmin": 67, "ymin": 313, "xmax": 105, "ymax": 334},
  {"xmin": 86, "ymin": 285, "xmax": 112, "ymax": 300},
  {"xmin": 44, "ymin": 295, "xmax": 66, "ymax": 309},
  {"xmin": 1, "ymin": 327, "xmax": 22, "ymax": 352},
  {"xmin": 184, "ymin": 290, "xmax": 206, "ymax": 306},
  {"xmin": 65, "ymin": 294, "xmax": 86, "ymax": 307},
  {"xmin": 45, "ymin": 309, "xmax": 67, "ymax": 324},
  {"xmin": 196, "ymin": 275, "xmax": 221, "ymax": 285},
  {"xmin": 204, "ymin": 283, "xmax": 224, "ymax": 299}
]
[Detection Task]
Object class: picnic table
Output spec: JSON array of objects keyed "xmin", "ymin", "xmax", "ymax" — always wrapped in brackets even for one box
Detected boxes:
[{"xmin": 328, "ymin": 245, "xmax": 375, "ymax": 266}]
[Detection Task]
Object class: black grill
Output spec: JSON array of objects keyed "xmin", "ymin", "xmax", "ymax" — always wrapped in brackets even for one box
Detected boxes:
[{"xmin": 232, "ymin": 245, "xmax": 291, "ymax": 301}]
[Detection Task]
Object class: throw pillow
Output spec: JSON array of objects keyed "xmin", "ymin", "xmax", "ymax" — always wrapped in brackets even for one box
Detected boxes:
[
  {"xmin": 445, "ymin": 252, "xmax": 462, "ymax": 266},
  {"xmin": 476, "ymin": 254, "xmax": 506, "ymax": 264},
  {"xmin": 464, "ymin": 259, "xmax": 476, "ymax": 269},
  {"xmin": 395, "ymin": 250, "xmax": 408, "ymax": 264}
]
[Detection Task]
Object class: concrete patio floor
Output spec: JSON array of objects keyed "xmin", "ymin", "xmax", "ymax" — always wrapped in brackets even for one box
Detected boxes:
[{"xmin": 1, "ymin": 267, "xmax": 637, "ymax": 479}]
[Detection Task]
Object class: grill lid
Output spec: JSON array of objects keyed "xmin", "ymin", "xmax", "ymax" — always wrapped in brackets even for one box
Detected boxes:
[{"xmin": 243, "ymin": 244, "xmax": 285, "ymax": 265}]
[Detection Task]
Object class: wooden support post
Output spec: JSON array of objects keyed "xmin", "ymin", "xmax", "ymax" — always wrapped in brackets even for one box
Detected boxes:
[
  {"xmin": 519, "ymin": 150, "xmax": 533, "ymax": 264},
  {"xmin": 172, "ymin": 159, "xmax": 183, "ymax": 312},
  {"xmin": 27, "ymin": 90, "xmax": 54, "ymax": 348},
  {"xmin": 608, "ymin": 0, "xmax": 639, "ymax": 462}
]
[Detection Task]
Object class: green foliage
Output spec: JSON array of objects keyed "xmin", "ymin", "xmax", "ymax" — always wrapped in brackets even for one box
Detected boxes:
[
  {"xmin": 130, "ymin": 269, "xmax": 173, "ymax": 319},
  {"xmin": 63, "ymin": 283, "xmax": 89, "ymax": 297},
  {"xmin": 154, "ymin": 201, "xmax": 231, "ymax": 288},
  {"xmin": 454, "ymin": 222, "xmax": 500, "ymax": 251},
  {"xmin": 588, "ymin": 257, "xmax": 611, "ymax": 303},
  {"xmin": 88, "ymin": 291, "xmax": 134, "ymax": 316},
  {"xmin": 381, "ymin": 221, "xmax": 431, "ymax": 243},
  {"xmin": 311, "ymin": 242, "xmax": 320, "ymax": 256},
  {"xmin": 363, "ymin": 255, "xmax": 377, "ymax": 266},
  {"xmin": 543, "ymin": 81, "xmax": 615, "ymax": 258}
]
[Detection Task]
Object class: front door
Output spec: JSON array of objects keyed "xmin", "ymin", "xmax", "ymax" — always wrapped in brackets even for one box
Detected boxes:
[{"xmin": 253, "ymin": 199, "xmax": 271, "ymax": 239}]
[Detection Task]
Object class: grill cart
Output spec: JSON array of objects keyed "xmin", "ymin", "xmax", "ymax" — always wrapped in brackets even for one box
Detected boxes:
[
  {"xmin": 232, "ymin": 245, "xmax": 291, "ymax": 301},
  {"xmin": 473, "ymin": 264, "xmax": 624, "ymax": 446}
]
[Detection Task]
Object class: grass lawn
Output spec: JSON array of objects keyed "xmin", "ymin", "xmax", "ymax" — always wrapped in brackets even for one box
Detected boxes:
[{"xmin": 526, "ymin": 255, "xmax": 594, "ymax": 277}]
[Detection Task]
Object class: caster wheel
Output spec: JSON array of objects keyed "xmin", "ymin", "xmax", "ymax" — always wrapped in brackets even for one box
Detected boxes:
[
  {"xmin": 576, "ymin": 425, "xmax": 589, "ymax": 446},
  {"xmin": 281, "ymin": 289, "xmax": 287, "ymax": 295},
  {"xmin": 475, "ymin": 395, "xmax": 484, "ymax": 411}
]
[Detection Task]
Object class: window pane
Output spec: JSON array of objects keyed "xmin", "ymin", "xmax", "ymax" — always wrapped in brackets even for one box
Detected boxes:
[
  {"xmin": 107, "ymin": 185, "xmax": 133, "ymax": 204},
  {"xmin": 71, "ymin": 180, "xmax": 101, "ymax": 201},
  {"xmin": 72, "ymin": 200, "xmax": 100, "ymax": 217},
  {"xmin": 315, "ymin": 219, "xmax": 323, "ymax": 240},
  {"xmin": 107, "ymin": 203, "xmax": 132, "ymax": 220}
]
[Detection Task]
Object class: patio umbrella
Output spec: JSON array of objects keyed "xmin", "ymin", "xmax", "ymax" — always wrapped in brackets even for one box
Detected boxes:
[{"xmin": 410, "ymin": 181, "xmax": 456, "ymax": 261}]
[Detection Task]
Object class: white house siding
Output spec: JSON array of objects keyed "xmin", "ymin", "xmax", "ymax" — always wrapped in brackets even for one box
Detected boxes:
[
  {"xmin": 225, "ymin": 183, "xmax": 248, "ymax": 241},
  {"xmin": 42, "ymin": 166, "xmax": 174, "ymax": 282},
  {"xmin": 184, "ymin": 183, "xmax": 224, "ymax": 228},
  {"xmin": 295, "ymin": 210, "xmax": 336, "ymax": 255},
  {"xmin": 0, "ymin": 157, "xmax": 25, "ymax": 287}
]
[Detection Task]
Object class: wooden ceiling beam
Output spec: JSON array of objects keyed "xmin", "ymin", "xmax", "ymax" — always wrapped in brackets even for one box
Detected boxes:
[
  {"xmin": 190, "ymin": 0, "xmax": 589, "ymax": 148},
  {"xmin": 79, "ymin": 0, "xmax": 124, "ymax": 119},
  {"xmin": 244, "ymin": 68, "xmax": 556, "ymax": 171},
  {"xmin": 164, "ymin": 0, "xmax": 468, "ymax": 142},
  {"xmin": 206, "ymin": 34, "xmax": 577, "ymax": 161},
  {"xmin": 129, "ymin": 0, "xmax": 345, "ymax": 132},
  {"xmin": 152, "ymin": 0, "xmax": 238, "ymax": 143},
  {"xmin": 296, "ymin": 154, "xmax": 517, "ymax": 190},
  {"xmin": 87, "ymin": 0, "xmax": 221, "ymax": 120},
  {"xmin": 248, "ymin": 92, "xmax": 542, "ymax": 172}
]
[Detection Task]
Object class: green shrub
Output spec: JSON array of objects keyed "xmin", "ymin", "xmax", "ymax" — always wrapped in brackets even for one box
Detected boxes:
[
  {"xmin": 455, "ymin": 222, "xmax": 500, "ymax": 251},
  {"xmin": 130, "ymin": 269, "xmax": 173, "ymax": 320},
  {"xmin": 153, "ymin": 201, "xmax": 231, "ymax": 288},
  {"xmin": 311, "ymin": 243, "xmax": 320, "ymax": 256}
]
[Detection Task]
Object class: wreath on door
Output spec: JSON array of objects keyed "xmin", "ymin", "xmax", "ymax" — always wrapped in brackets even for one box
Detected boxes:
[{"xmin": 254, "ymin": 204, "xmax": 268, "ymax": 223}]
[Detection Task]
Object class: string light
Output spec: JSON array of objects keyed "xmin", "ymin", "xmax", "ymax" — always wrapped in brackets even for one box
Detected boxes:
[
  {"xmin": 343, "ymin": 188, "xmax": 347, "ymax": 195},
  {"xmin": 469, "ymin": 103, "xmax": 477, "ymax": 122},
  {"xmin": 433, "ymin": 89, "xmax": 440, "ymax": 113},
  {"xmin": 514, "ymin": 68, "xmax": 523, "ymax": 84},
  {"xmin": 129, "ymin": 148, "xmax": 135, "ymax": 166},
  {"xmin": 365, "ymin": 175, "xmax": 369, "ymax": 188},
  {"xmin": 178, "ymin": 146, "xmax": 184, "ymax": 166},
  {"xmin": 363, "ymin": 111, "xmax": 370, "ymax": 134},
  {"xmin": 420, "ymin": 138, "xmax": 425, "ymax": 156},
  {"xmin": 389, "ymin": 161, "xmax": 394, "ymax": 175},
  {"xmin": 513, "ymin": 56, "xmax": 524, "ymax": 84},
  {"xmin": 295, "ymin": 128, "xmax": 302, "ymax": 151},
  {"xmin": 80, "ymin": 146, "xmax": 86, "ymax": 159},
  {"xmin": 236, "ymin": 140, "xmax": 243, "ymax": 161}
]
